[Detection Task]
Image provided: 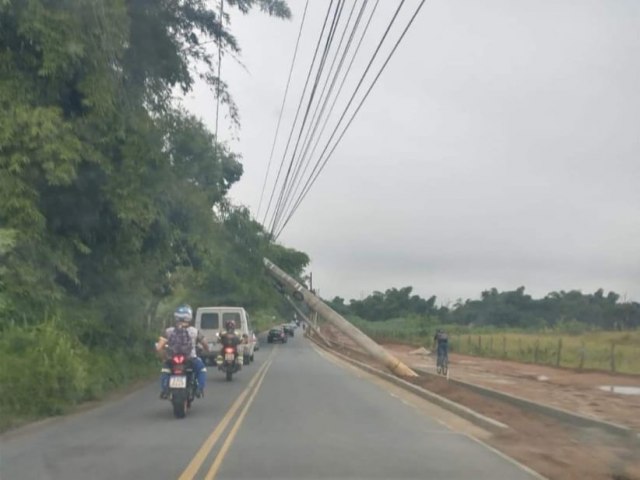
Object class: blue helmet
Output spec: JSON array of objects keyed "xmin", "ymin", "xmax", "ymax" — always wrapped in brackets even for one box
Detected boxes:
[{"xmin": 173, "ymin": 304, "xmax": 193, "ymax": 324}]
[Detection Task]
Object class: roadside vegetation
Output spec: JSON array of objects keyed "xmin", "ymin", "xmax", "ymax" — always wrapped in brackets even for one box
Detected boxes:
[
  {"xmin": 0, "ymin": 0, "xmax": 303, "ymax": 431},
  {"xmin": 328, "ymin": 286, "xmax": 640, "ymax": 374}
]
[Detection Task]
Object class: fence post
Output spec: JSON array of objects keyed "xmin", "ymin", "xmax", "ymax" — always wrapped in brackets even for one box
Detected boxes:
[
  {"xmin": 610, "ymin": 343, "xmax": 616, "ymax": 373},
  {"xmin": 502, "ymin": 336, "xmax": 507, "ymax": 358},
  {"xmin": 489, "ymin": 336, "xmax": 494, "ymax": 356},
  {"xmin": 534, "ymin": 340, "xmax": 540, "ymax": 363},
  {"xmin": 467, "ymin": 335, "xmax": 471, "ymax": 353},
  {"xmin": 556, "ymin": 338, "xmax": 563, "ymax": 367},
  {"xmin": 478, "ymin": 335, "xmax": 482, "ymax": 354},
  {"xmin": 578, "ymin": 341, "xmax": 585, "ymax": 370}
]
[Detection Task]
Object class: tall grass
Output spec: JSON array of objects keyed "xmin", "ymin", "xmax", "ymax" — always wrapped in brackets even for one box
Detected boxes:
[
  {"xmin": 450, "ymin": 331, "xmax": 640, "ymax": 374},
  {"xmin": 0, "ymin": 318, "xmax": 156, "ymax": 431}
]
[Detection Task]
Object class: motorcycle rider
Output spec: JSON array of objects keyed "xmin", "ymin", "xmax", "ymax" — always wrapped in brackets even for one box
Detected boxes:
[
  {"xmin": 217, "ymin": 319, "xmax": 242, "ymax": 362},
  {"xmin": 157, "ymin": 305, "xmax": 209, "ymax": 399},
  {"xmin": 433, "ymin": 328, "xmax": 449, "ymax": 367}
]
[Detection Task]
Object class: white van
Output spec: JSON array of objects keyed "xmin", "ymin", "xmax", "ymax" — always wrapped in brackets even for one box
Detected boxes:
[{"xmin": 194, "ymin": 306, "xmax": 256, "ymax": 365}]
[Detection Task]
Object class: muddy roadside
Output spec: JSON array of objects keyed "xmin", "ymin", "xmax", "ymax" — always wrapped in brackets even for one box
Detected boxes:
[
  {"xmin": 383, "ymin": 342, "xmax": 640, "ymax": 431},
  {"xmin": 317, "ymin": 325, "xmax": 640, "ymax": 480}
]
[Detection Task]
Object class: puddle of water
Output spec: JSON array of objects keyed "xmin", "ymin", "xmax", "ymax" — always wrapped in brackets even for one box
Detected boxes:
[{"xmin": 598, "ymin": 385, "xmax": 640, "ymax": 395}]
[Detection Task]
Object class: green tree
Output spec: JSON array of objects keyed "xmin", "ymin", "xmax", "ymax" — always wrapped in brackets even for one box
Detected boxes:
[{"xmin": 0, "ymin": 0, "xmax": 301, "ymax": 425}]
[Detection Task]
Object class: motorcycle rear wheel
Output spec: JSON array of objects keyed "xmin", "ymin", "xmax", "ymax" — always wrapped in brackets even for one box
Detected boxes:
[
  {"xmin": 171, "ymin": 390, "xmax": 188, "ymax": 418},
  {"xmin": 226, "ymin": 370, "xmax": 233, "ymax": 381}
]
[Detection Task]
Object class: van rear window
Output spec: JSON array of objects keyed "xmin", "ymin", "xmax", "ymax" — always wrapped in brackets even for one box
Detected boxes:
[
  {"xmin": 200, "ymin": 313, "xmax": 219, "ymax": 329},
  {"xmin": 222, "ymin": 312, "xmax": 241, "ymax": 323}
]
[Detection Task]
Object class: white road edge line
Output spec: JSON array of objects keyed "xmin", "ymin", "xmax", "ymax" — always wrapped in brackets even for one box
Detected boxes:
[
  {"xmin": 464, "ymin": 434, "xmax": 549, "ymax": 480},
  {"xmin": 308, "ymin": 339, "xmax": 549, "ymax": 480}
]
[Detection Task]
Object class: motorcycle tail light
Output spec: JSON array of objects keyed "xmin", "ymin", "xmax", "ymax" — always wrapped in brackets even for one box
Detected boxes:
[
  {"xmin": 224, "ymin": 347, "xmax": 234, "ymax": 353},
  {"xmin": 173, "ymin": 354, "xmax": 185, "ymax": 364}
]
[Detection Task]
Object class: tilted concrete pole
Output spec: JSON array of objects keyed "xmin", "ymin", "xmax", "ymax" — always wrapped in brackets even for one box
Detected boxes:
[
  {"xmin": 285, "ymin": 296, "xmax": 333, "ymax": 348},
  {"xmin": 264, "ymin": 258, "xmax": 417, "ymax": 377}
]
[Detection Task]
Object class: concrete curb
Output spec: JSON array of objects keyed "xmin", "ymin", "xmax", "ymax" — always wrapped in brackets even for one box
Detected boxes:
[
  {"xmin": 413, "ymin": 367, "xmax": 636, "ymax": 439},
  {"xmin": 311, "ymin": 339, "xmax": 509, "ymax": 432}
]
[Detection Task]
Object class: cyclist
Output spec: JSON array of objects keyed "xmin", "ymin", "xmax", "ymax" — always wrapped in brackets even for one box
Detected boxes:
[{"xmin": 433, "ymin": 328, "xmax": 449, "ymax": 369}]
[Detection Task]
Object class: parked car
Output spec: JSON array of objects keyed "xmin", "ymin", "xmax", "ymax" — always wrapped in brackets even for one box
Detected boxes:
[
  {"xmin": 194, "ymin": 306, "xmax": 256, "ymax": 365},
  {"xmin": 267, "ymin": 327, "xmax": 287, "ymax": 343}
]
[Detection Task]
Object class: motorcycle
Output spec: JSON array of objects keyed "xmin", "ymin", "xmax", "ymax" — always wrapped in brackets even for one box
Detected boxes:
[
  {"xmin": 167, "ymin": 353, "xmax": 198, "ymax": 418},
  {"xmin": 216, "ymin": 344, "xmax": 243, "ymax": 381}
]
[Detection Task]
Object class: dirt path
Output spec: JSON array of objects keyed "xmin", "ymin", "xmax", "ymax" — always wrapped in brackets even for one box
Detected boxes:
[{"xmin": 383, "ymin": 342, "xmax": 640, "ymax": 431}]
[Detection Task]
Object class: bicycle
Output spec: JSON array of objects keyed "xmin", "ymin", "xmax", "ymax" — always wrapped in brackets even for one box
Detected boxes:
[{"xmin": 436, "ymin": 349, "xmax": 449, "ymax": 376}]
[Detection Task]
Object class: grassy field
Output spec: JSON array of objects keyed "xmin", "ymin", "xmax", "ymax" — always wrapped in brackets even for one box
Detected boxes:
[
  {"xmin": 348, "ymin": 316, "xmax": 640, "ymax": 374},
  {"xmin": 449, "ymin": 331, "xmax": 640, "ymax": 374}
]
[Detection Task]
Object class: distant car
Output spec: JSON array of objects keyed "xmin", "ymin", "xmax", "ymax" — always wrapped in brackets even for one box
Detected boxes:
[
  {"xmin": 267, "ymin": 328, "xmax": 287, "ymax": 344},
  {"xmin": 282, "ymin": 324, "xmax": 295, "ymax": 337}
]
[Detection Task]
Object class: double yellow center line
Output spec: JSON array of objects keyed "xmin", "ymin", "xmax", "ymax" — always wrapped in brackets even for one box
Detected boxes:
[{"xmin": 178, "ymin": 349, "xmax": 276, "ymax": 480}]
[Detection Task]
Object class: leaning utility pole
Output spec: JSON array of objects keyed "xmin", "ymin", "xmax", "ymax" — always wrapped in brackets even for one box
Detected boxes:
[
  {"xmin": 285, "ymin": 296, "xmax": 332, "ymax": 348},
  {"xmin": 264, "ymin": 258, "xmax": 417, "ymax": 377}
]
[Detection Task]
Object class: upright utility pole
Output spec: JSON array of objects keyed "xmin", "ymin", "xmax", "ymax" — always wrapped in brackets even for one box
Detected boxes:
[{"xmin": 309, "ymin": 271, "xmax": 318, "ymax": 329}]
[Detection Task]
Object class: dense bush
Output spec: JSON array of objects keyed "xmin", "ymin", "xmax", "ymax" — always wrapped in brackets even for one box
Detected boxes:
[{"xmin": 0, "ymin": 318, "xmax": 158, "ymax": 430}]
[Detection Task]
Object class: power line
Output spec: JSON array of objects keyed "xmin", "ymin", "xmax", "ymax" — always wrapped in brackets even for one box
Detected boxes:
[
  {"xmin": 274, "ymin": 0, "xmax": 367, "ymax": 230},
  {"xmin": 274, "ymin": 0, "xmax": 375, "ymax": 230},
  {"xmin": 269, "ymin": 0, "xmax": 346, "ymax": 234},
  {"xmin": 273, "ymin": 0, "xmax": 406, "ymax": 236},
  {"xmin": 276, "ymin": 0, "xmax": 428, "ymax": 238},
  {"xmin": 261, "ymin": 0, "xmax": 336, "ymax": 229},
  {"xmin": 256, "ymin": 0, "xmax": 310, "ymax": 219},
  {"xmin": 267, "ymin": 0, "xmax": 346, "ymax": 235}
]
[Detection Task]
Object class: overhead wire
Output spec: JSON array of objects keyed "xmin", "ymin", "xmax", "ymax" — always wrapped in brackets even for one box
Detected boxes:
[
  {"xmin": 267, "ymin": 0, "xmax": 347, "ymax": 235},
  {"xmin": 275, "ymin": 0, "xmax": 428, "ymax": 238},
  {"xmin": 273, "ymin": 0, "xmax": 406, "ymax": 236},
  {"xmin": 256, "ymin": 0, "xmax": 310, "ymax": 219},
  {"xmin": 273, "ymin": 0, "xmax": 367, "ymax": 230},
  {"xmin": 261, "ymin": 0, "xmax": 337, "ymax": 229},
  {"xmin": 268, "ymin": 0, "xmax": 347, "ymax": 234},
  {"xmin": 274, "ymin": 0, "xmax": 375, "ymax": 230}
]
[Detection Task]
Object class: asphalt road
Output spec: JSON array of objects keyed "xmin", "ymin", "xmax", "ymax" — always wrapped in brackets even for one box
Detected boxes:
[{"xmin": 1, "ymin": 331, "xmax": 539, "ymax": 480}]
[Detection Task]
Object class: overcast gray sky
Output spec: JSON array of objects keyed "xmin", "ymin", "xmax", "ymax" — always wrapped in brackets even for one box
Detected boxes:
[{"xmin": 185, "ymin": 0, "xmax": 640, "ymax": 304}]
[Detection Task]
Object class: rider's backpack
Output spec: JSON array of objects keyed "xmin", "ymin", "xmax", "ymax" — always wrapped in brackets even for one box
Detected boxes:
[
  {"xmin": 221, "ymin": 331, "xmax": 240, "ymax": 347},
  {"xmin": 168, "ymin": 326, "xmax": 193, "ymax": 355}
]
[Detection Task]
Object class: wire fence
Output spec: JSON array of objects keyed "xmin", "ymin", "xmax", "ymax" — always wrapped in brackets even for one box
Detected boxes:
[
  {"xmin": 449, "ymin": 334, "xmax": 640, "ymax": 374},
  {"xmin": 351, "ymin": 323, "xmax": 640, "ymax": 375}
]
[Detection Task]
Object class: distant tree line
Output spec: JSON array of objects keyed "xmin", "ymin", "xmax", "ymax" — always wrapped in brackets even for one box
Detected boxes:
[{"xmin": 327, "ymin": 286, "xmax": 640, "ymax": 330}]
